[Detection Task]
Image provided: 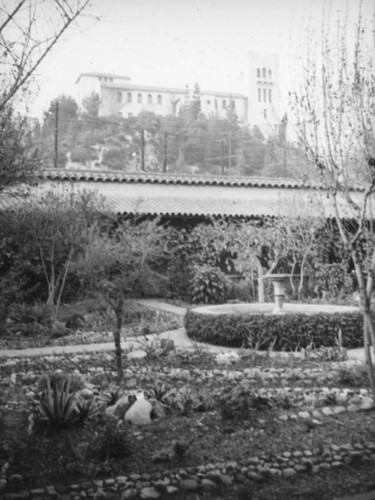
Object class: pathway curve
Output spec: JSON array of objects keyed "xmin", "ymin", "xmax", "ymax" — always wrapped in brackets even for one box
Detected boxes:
[{"xmin": 0, "ymin": 298, "xmax": 367, "ymax": 362}]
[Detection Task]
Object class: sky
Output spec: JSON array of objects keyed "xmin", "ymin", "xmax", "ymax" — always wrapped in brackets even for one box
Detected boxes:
[{"xmin": 27, "ymin": 0, "xmax": 373, "ymax": 119}]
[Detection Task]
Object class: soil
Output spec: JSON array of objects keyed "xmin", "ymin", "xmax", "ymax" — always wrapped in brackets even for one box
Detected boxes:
[{"xmin": 1, "ymin": 349, "xmax": 375, "ymax": 499}]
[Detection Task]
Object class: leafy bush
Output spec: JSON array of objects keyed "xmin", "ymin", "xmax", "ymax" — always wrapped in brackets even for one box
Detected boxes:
[
  {"xmin": 336, "ymin": 364, "xmax": 368, "ymax": 387},
  {"xmin": 190, "ymin": 265, "xmax": 230, "ymax": 304},
  {"xmin": 87, "ymin": 416, "xmax": 131, "ymax": 461},
  {"xmin": 185, "ymin": 309, "xmax": 365, "ymax": 350}
]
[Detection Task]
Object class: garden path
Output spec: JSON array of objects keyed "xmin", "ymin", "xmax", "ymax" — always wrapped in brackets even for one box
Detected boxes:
[{"xmin": 0, "ymin": 298, "xmax": 368, "ymax": 362}]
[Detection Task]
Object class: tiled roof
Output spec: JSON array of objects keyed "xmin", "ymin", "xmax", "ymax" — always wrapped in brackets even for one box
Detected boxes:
[{"xmin": 41, "ymin": 169, "xmax": 318, "ymax": 190}]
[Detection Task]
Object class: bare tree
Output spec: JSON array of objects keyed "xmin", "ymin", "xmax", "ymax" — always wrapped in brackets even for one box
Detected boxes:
[
  {"xmin": 0, "ymin": 0, "xmax": 90, "ymax": 111},
  {"xmin": 293, "ymin": 1, "xmax": 375, "ymax": 397}
]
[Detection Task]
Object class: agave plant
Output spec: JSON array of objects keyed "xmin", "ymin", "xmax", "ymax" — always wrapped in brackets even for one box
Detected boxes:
[{"xmin": 34, "ymin": 375, "xmax": 78, "ymax": 429}]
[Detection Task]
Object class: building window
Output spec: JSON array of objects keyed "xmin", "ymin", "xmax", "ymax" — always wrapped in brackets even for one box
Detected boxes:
[
  {"xmin": 230, "ymin": 99, "xmax": 236, "ymax": 108},
  {"xmin": 137, "ymin": 93, "xmax": 142, "ymax": 103},
  {"xmin": 148, "ymin": 94, "xmax": 152, "ymax": 104},
  {"xmin": 215, "ymin": 99, "xmax": 218, "ymax": 109},
  {"xmin": 262, "ymin": 68, "xmax": 266, "ymax": 78},
  {"xmin": 157, "ymin": 94, "xmax": 162, "ymax": 105},
  {"xmin": 127, "ymin": 92, "xmax": 132, "ymax": 103},
  {"xmin": 117, "ymin": 91, "xmax": 122, "ymax": 103},
  {"xmin": 268, "ymin": 69, "xmax": 272, "ymax": 79},
  {"xmin": 268, "ymin": 89, "xmax": 272, "ymax": 103},
  {"xmin": 207, "ymin": 99, "xmax": 211, "ymax": 105},
  {"xmin": 128, "ymin": 113, "xmax": 133, "ymax": 118},
  {"xmin": 222, "ymin": 99, "xmax": 226, "ymax": 108},
  {"xmin": 258, "ymin": 88, "xmax": 261, "ymax": 102},
  {"xmin": 263, "ymin": 88, "xmax": 267, "ymax": 102},
  {"xmin": 264, "ymin": 109, "xmax": 267, "ymax": 119},
  {"xmin": 257, "ymin": 68, "xmax": 261, "ymax": 78}
]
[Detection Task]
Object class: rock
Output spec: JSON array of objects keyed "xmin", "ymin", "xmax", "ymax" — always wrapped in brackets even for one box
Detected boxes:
[
  {"xmin": 215, "ymin": 351, "xmax": 240, "ymax": 365},
  {"xmin": 321, "ymin": 407, "xmax": 334, "ymax": 416},
  {"xmin": 122, "ymin": 489, "xmax": 138, "ymax": 499},
  {"xmin": 125, "ymin": 396, "xmax": 153, "ymax": 425},
  {"xmin": 127, "ymin": 350, "xmax": 147, "ymax": 360},
  {"xmin": 140, "ymin": 487, "xmax": 160, "ymax": 499},
  {"xmin": 283, "ymin": 468, "xmax": 296, "ymax": 477},
  {"xmin": 201, "ymin": 478, "xmax": 216, "ymax": 491},
  {"xmin": 179, "ymin": 479, "xmax": 199, "ymax": 491},
  {"xmin": 360, "ymin": 397, "xmax": 375, "ymax": 410},
  {"xmin": 166, "ymin": 486, "xmax": 179, "ymax": 494}
]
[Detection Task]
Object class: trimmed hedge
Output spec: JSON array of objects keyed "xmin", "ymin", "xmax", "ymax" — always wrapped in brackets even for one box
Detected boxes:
[{"xmin": 184, "ymin": 309, "xmax": 365, "ymax": 351}]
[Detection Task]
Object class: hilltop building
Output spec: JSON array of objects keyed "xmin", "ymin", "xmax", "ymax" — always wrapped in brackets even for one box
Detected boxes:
[{"xmin": 75, "ymin": 52, "xmax": 282, "ymax": 134}]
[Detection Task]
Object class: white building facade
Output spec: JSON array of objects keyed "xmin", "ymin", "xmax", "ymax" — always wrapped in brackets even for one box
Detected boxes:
[{"xmin": 75, "ymin": 52, "xmax": 282, "ymax": 131}]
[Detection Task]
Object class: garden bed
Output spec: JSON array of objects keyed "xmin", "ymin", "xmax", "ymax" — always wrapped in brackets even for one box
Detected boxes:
[
  {"xmin": 0, "ymin": 301, "xmax": 182, "ymax": 350},
  {"xmin": 1, "ymin": 346, "xmax": 375, "ymax": 500}
]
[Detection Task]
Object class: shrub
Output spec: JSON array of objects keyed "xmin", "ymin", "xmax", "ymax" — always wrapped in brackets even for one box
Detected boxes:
[
  {"xmin": 190, "ymin": 265, "xmax": 230, "ymax": 304},
  {"xmin": 33, "ymin": 376, "xmax": 78, "ymax": 429},
  {"xmin": 184, "ymin": 309, "xmax": 365, "ymax": 351},
  {"xmin": 87, "ymin": 416, "xmax": 131, "ymax": 461}
]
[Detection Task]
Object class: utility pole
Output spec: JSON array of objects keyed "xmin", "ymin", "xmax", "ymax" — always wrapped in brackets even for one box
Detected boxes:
[
  {"xmin": 220, "ymin": 140, "xmax": 224, "ymax": 175},
  {"xmin": 228, "ymin": 121, "xmax": 232, "ymax": 174},
  {"xmin": 141, "ymin": 128, "xmax": 145, "ymax": 171},
  {"xmin": 163, "ymin": 132, "xmax": 168, "ymax": 173},
  {"xmin": 54, "ymin": 101, "xmax": 59, "ymax": 169}
]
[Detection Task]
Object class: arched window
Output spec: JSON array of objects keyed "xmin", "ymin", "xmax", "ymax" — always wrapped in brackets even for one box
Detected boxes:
[
  {"xmin": 117, "ymin": 91, "xmax": 122, "ymax": 103},
  {"xmin": 268, "ymin": 89, "xmax": 272, "ymax": 103},
  {"xmin": 157, "ymin": 94, "xmax": 162, "ymax": 105},
  {"xmin": 137, "ymin": 93, "xmax": 142, "ymax": 103},
  {"xmin": 263, "ymin": 88, "xmax": 267, "ymax": 102},
  {"xmin": 268, "ymin": 69, "xmax": 272, "ymax": 79},
  {"xmin": 148, "ymin": 94, "xmax": 153, "ymax": 104},
  {"xmin": 127, "ymin": 92, "xmax": 132, "ymax": 103},
  {"xmin": 258, "ymin": 88, "xmax": 261, "ymax": 102},
  {"xmin": 262, "ymin": 67, "xmax": 266, "ymax": 78},
  {"xmin": 257, "ymin": 68, "xmax": 261, "ymax": 78}
]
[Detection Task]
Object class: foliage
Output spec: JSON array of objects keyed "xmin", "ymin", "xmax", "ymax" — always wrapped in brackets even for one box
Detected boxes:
[
  {"xmin": 185, "ymin": 308, "xmax": 365, "ymax": 351},
  {"xmin": 190, "ymin": 264, "xmax": 230, "ymax": 304},
  {"xmin": 336, "ymin": 364, "xmax": 368, "ymax": 388},
  {"xmin": 0, "ymin": 189, "xmax": 108, "ymax": 323},
  {"xmin": 219, "ymin": 386, "xmax": 272, "ymax": 421},
  {"xmin": 292, "ymin": 2, "xmax": 375, "ymax": 397},
  {"xmin": 87, "ymin": 415, "xmax": 131, "ymax": 461},
  {"xmin": 75, "ymin": 218, "xmax": 170, "ymax": 380},
  {"xmin": 32, "ymin": 375, "xmax": 78, "ymax": 429},
  {"xmin": 0, "ymin": 105, "xmax": 40, "ymax": 195}
]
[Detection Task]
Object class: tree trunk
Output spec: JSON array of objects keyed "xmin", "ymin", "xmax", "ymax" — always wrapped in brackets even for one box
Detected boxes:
[
  {"xmin": 352, "ymin": 249, "xmax": 375, "ymax": 400},
  {"xmin": 363, "ymin": 312, "xmax": 375, "ymax": 400},
  {"xmin": 113, "ymin": 295, "xmax": 124, "ymax": 383},
  {"xmin": 257, "ymin": 260, "xmax": 265, "ymax": 303}
]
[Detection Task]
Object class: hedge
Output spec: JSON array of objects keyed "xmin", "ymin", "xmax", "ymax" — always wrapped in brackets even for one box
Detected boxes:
[{"xmin": 184, "ymin": 309, "xmax": 365, "ymax": 351}]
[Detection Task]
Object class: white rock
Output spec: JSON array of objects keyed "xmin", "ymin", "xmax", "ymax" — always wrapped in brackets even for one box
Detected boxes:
[
  {"xmin": 127, "ymin": 349, "xmax": 147, "ymax": 360},
  {"xmin": 215, "ymin": 351, "xmax": 240, "ymax": 365},
  {"xmin": 125, "ymin": 396, "xmax": 153, "ymax": 425},
  {"xmin": 360, "ymin": 397, "xmax": 374, "ymax": 411}
]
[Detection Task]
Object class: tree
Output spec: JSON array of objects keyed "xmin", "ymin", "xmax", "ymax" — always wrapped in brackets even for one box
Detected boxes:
[
  {"xmin": 0, "ymin": 105, "xmax": 40, "ymax": 196},
  {"xmin": 293, "ymin": 1, "xmax": 375, "ymax": 398},
  {"xmin": 81, "ymin": 92, "xmax": 100, "ymax": 119},
  {"xmin": 2, "ymin": 188, "xmax": 108, "ymax": 324},
  {"xmin": 76, "ymin": 219, "xmax": 169, "ymax": 381},
  {"xmin": 0, "ymin": 0, "xmax": 90, "ymax": 112}
]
